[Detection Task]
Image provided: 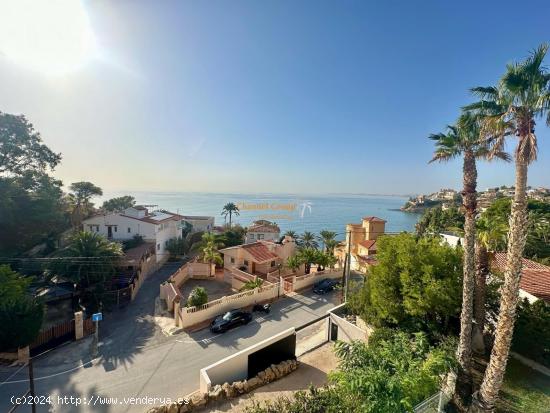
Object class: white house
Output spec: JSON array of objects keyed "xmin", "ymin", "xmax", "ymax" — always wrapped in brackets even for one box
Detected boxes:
[
  {"xmin": 439, "ymin": 232, "xmax": 463, "ymax": 247},
  {"xmin": 245, "ymin": 220, "xmax": 281, "ymax": 244},
  {"xmin": 180, "ymin": 215, "xmax": 215, "ymax": 233},
  {"xmin": 83, "ymin": 206, "xmax": 186, "ymax": 262}
]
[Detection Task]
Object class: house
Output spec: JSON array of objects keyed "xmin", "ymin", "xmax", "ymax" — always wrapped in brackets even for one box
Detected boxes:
[
  {"xmin": 180, "ymin": 215, "xmax": 215, "ymax": 233},
  {"xmin": 335, "ymin": 216, "xmax": 386, "ymax": 272},
  {"xmin": 82, "ymin": 206, "xmax": 188, "ymax": 262},
  {"xmin": 491, "ymin": 252, "xmax": 550, "ymax": 303},
  {"xmin": 440, "ymin": 232, "xmax": 463, "ymax": 247},
  {"xmin": 245, "ymin": 220, "xmax": 281, "ymax": 244},
  {"xmin": 220, "ymin": 237, "xmax": 296, "ymax": 277}
]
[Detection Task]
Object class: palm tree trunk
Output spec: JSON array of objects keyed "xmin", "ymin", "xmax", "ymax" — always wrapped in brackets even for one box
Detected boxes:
[
  {"xmin": 472, "ymin": 243, "xmax": 488, "ymax": 354},
  {"xmin": 455, "ymin": 150, "xmax": 477, "ymax": 408},
  {"xmin": 229, "ymin": 211, "xmax": 232, "ymax": 227},
  {"xmin": 470, "ymin": 158, "xmax": 529, "ymax": 412}
]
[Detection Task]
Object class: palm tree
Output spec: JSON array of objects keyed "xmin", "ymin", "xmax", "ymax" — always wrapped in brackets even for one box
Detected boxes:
[
  {"xmin": 191, "ymin": 232, "xmax": 226, "ymax": 253},
  {"xmin": 285, "ymin": 255, "xmax": 302, "ymax": 273},
  {"xmin": 318, "ymin": 230, "xmax": 337, "ymax": 252},
  {"xmin": 298, "ymin": 231, "xmax": 319, "ymax": 249},
  {"xmin": 299, "ymin": 248, "xmax": 318, "ymax": 274},
  {"xmin": 465, "ymin": 44, "xmax": 550, "ymax": 413},
  {"xmin": 325, "ymin": 239, "xmax": 340, "ymax": 254},
  {"xmin": 472, "ymin": 217, "xmax": 508, "ymax": 354},
  {"xmin": 221, "ymin": 203, "xmax": 240, "ymax": 227},
  {"xmin": 240, "ymin": 278, "xmax": 264, "ymax": 291},
  {"xmin": 429, "ymin": 111, "xmax": 510, "ymax": 406},
  {"xmin": 201, "ymin": 241, "xmax": 223, "ymax": 277},
  {"xmin": 283, "ymin": 230, "xmax": 297, "ymax": 239}
]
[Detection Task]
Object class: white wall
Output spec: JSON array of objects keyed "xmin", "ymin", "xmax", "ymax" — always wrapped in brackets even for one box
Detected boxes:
[
  {"xmin": 246, "ymin": 231, "xmax": 280, "ymax": 244},
  {"xmin": 293, "ymin": 270, "xmax": 342, "ymax": 292},
  {"xmin": 83, "ymin": 214, "xmax": 156, "ymax": 241},
  {"xmin": 200, "ymin": 328, "xmax": 295, "ymax": 393}
]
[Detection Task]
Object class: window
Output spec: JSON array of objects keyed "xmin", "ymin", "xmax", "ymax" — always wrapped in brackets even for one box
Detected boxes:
[
  {"xmin": 230, "ymin": 257, "xmax": 235, "ymax": 264},
  {"xmin": 244, "ymin": 260, "xmax": 249, "ymax": 266},
  {"xmin": 271, "ymin": 261, "xmax": 275, "ymax": 267},
  {"xmin": 165, "ymin": 240, "xmax": 168, "ymax": 247},
  {"xmin": 114, "ymin": 226, "xmax": 117, "ymax": 232},
  {"xmin": 128, "ymin": 227, "xmax": 131, "ymax": 233},
  {"xmin": 258, "ymin": 234, "xmax": 264, "ymax": 240},
  {"xmin": 95, "ymin": 225, "xmax": 99, "ymax": 232},
  {"xmin": 157, "ymin": 243, "xmax": 160, "ymax": 251},
  {"xmin": 250, "ymin": 234, "xmax": 255, "ymax": 240}
]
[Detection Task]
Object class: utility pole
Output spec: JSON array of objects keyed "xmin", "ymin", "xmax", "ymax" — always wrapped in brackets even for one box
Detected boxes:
[
  {"xmin": 342, "ymin": 230, "xmax": 352, "ymax": 303},
  {"xmin": 28, "ymin": 358, "xmax": 36, "ymax": 413}
]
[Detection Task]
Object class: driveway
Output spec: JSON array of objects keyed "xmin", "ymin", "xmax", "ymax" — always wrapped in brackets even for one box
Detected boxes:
[{"xmin": 0, "ymin": 262, "xmax": 342, "ymax": 413}]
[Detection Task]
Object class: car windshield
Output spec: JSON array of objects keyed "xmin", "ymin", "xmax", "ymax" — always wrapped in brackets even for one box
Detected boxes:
[{"xmin": 222, "ymin": 311, "xmax": 235, "ymax": 321}]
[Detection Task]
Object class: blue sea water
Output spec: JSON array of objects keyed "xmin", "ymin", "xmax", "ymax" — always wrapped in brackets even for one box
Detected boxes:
[{"xmin": 99, "ymin": 192, "xmax": 420, "ymax": 240}]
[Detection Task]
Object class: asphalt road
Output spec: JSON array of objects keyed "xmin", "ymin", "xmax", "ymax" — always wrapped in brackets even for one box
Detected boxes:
[{"xmin": 0, "ymin": 263, "xmax": 342, "ymax": 413}]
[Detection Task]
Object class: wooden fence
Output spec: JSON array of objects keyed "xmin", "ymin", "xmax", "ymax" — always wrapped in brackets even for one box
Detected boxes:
[{"xmin": 30, "ymin": 317, "xmax": 96, "ymax": 356}]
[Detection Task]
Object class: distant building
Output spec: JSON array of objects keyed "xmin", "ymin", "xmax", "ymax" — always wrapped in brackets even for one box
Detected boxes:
[
  {"xmin": 439, "ymin": 232, "xmax": 463, "ymax": 247},
  {"xmin": 82, "ymin": 206, "xmax": 214, "ymax": 262},
  {"xmin": 180, "ymin": 215, "xmax": 215, "ymax": 233},
  {"xmin": 335, "ymin": 216, "xmax": 386, "ymax": 272},
  {"xmin": 245, "ymin": 220, "xmax": 281, "ymax": 244}
]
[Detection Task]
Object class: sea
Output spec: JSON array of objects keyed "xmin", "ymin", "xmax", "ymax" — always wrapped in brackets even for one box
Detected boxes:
[{"xmin": 99, "ymin": 192, "xmax": 420, "ymax": 241}]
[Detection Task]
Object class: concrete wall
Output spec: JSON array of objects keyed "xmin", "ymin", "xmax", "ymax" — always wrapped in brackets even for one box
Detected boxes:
[
  {"xmin": 293, "ymin": 270, "xmax": 342, "ymax": 292},
  {"xmin": 200, "ymin": 328, "xmax": 295, "ymax": 393},
  {"xmin": 327, "ymin": 304, "xmax": 372, "ymax": 343},
  {"xmin": 178, "ymin": 283, "xmax": 279, "ymax": 329}
]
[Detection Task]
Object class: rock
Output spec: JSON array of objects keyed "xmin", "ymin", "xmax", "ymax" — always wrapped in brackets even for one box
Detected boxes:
[
  {"xmin": 264, "ymin": 367, "xmax": 276, "ymax": 382},
  {"xmin": 178, "ymin": 402, "xmax": 190, "ymax": 413},
  {"xmin": 247, "ymin": 376, "xmax": 261, "ymax": 390},
  {"xmin": 257, "ymin": 370, "xmax": 267, "ymax": 382},
  {"xmin": 190, "ymin": 392, "xmax": 207, "ymax": 408},
  {"xmin": 223, "ymin": 382, "xmax": 237, "ymax": 398},
  {"xmin": 208, "ymin": 384, "xmax": 224, "ymax": 401},
  {"xmin": 167, "ymin": 403, "xmax": 179, "ymax": 413},
  {"xmin": 233, "ymin": 380, "xmax": 245, "ymax": 394}
]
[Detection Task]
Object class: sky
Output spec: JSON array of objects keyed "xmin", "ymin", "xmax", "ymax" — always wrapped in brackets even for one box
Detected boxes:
[{"xmin": 0, "ymin": 0, "xmax": 549, "ymax": 195}]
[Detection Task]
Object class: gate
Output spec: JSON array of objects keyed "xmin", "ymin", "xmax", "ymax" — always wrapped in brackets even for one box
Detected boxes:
[{"xmin": 30, "ymin": 319, "xmax": 75, "ymax": 356}]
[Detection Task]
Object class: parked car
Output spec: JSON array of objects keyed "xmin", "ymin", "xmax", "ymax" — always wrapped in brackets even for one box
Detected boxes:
[
  {"xmin": 210, "ymin": 309, "xmax": 253, "ymax": 333},
  {"xmin": 313, "ymin": 278, "xmax": 339, "ymax": 295}
]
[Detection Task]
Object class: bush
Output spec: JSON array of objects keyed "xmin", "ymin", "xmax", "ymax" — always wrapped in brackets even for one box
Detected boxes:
[
  {"xmin": 187, "ymin": 286, "xmax": 208, "ymax": 307},
  {"xmin": 122, "ymin": 234, "xmax": 144, "ymax": 251},
  {"xmin": 512, "ymin": 299, "xmax": 550, "ymax": 367}
]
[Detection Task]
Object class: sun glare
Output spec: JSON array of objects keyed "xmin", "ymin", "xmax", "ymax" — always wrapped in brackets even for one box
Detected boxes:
[{"xmin": 0, "ymin": 0, "xmax": 97, "ymax": 76}]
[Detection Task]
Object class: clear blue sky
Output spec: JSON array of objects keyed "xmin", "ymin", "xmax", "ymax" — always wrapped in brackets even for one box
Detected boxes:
[{"xmin": 1, "ymin": 0, "xmax": 549, "ymax": 194}]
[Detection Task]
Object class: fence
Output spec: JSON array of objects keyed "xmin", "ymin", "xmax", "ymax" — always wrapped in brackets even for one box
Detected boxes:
[
  {"xmin": 159, "ymin": 261, "xmax": 214, "ymax": 310},
  {"xmin": 29, "ymin": 317, "xmax": 96, "ymax": 356},
  {"xmin": 177, "ymin": 282, "xmax": 279, "ymax": 329}
]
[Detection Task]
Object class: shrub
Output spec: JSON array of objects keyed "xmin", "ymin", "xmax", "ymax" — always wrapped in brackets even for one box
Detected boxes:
[
  {"xmin": 512, "ymin": 299, "xmax": 550, "ymax": 367},
  {"xmin": 187, "ymin": 286, "xmax": 208, "ymax": 307}
]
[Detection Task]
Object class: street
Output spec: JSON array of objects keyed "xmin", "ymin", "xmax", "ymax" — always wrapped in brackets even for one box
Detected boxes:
[{"xmin": 0, "ymin": 263, "xmax": 341, "ymax": 413}]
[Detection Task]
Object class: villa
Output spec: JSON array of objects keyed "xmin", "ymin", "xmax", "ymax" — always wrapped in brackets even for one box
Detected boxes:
[
  {"xmin": 335, "ymin": 216, "xmax": 386, "ymax": 272},
  {"xmin": 245, "ymin": 220, "xmax": 281, "ymax": 243},
  {"xmin": 82, "ymin": 206, "xmax": 214, "ymax": 262},
  {"xmin": 220, "ymin": 236, "xmax": 296, "ymax": 278}
]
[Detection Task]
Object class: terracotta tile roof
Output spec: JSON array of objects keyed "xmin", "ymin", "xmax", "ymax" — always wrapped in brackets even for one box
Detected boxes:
[
  {"xmin": 357, "ymin": 255, "xmax": 378, "ymax": 265},
  {"xmin": 358, "ymin": 239, "xmax": 376, "ymax": 249},
  {"xmin": 362, "ymin": 216, "xmax": 386, "ymax": 223},
  {"xmin": 491, "ymin": 252, "xmax": 550, "ymax": 303},
  {"xmin": 248, "ymin": 223, "xmax": 280, "ymax": 233},
  {"xmin": 242, "ymin": 242, "xmax": 279, "ymax": 263}
]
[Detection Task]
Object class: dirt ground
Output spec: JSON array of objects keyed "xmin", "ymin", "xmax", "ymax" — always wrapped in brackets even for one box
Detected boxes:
[
  {"xmin": 201, "ymin": 342, "xmax": 338, "ymax": 412},
  {"xmin": 179, "ymin": 278, "xmax": 235, "ymax": 302}
]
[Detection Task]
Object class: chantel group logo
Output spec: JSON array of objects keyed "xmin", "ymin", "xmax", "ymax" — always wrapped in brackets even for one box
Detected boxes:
[{"xmin": 299, "ymin": 201, "xmax": 313, "ymax": 219}]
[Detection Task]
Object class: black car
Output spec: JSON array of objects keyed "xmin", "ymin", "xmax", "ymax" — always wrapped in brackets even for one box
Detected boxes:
[
  {"xmin": 313, "ymin": 278, "xmax": 339, "ymax": 294},
  {"xmin": 210, "ymin": 309, "xmax": 253, "ymax": 333}
]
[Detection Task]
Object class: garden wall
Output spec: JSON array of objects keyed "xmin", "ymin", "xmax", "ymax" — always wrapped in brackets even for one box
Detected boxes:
[
  {"xmin": 177, "ymin": 283, "xmax": 279, "ymax": 329},
  {"xmin": 293, "ymin": 269, "xmax": 342, "ymax": 292}
]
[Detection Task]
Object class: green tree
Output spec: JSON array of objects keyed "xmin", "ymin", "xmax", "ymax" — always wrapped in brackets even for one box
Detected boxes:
[
  {"xmin": 429, "ymin": 111, "xmax": 510, "ymax": 405},
  {"xmin": 101, "ymin": 195, "xmax": 135, "ymax": 212},
  {"xmin": 298, "ymin": 248, "xmax": 318, "ymax": 274},
  {"xmin": 283, "ymin": 230, "xmax": 297, "ymax": 239},
  {"xmin": 68, "ymin": 181, "xmax": 103, "ymax": 227},
  {"xmin": 51, "ymin": 231, "xmax": 122, "ymax": 313},
  {"xmin": 285, "ymin": 255, "xmax": 302, "ymax": 273},
  {"xmin": 298, "ymin": 231, "xmax": 319, "ymax": 250},
  {"xmin": 318, "ymin": 230, "xmax": 337, "ymax": 252},
  {"xmin": 511, "ymin": 299, "xmax": 550, "ymax": 367},
  {"xmin": 0, "ymin": 112, "xmax": 61, "ymax": 180},
  {"xmin": 221, "ymin": 202, "xmax": 240, "ymax": 226},
  {"xmin": 415, "ymin": 205, "xmax": 465, "ymax": 237},
  {"xmin": 348, "ymin": 233, "xmax": 462, "ymax": 337},
  {"xmin": 0, "ymin": 265, "xmax": 43, "ymax": 351},
  {"xmin": 200, "ymin": 241, "xmax": 223, "ymax": 276},
  {"xmin": 223, "ymin": 225, "xmax": 247, "ymax": 247},
  {"xmin": 187, "ymin": 286, "xmax": 208, "ymax": 307},
  {"xmin": 465, "ymin": 44, "xmax": 550, "ymax": 412},
  {"xmin": 240, "ymin": 278, "xmax": 264, "ymax": 291}
]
